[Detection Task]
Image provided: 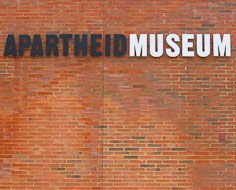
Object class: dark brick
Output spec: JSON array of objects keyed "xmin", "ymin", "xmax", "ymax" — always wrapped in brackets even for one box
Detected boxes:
[
  {"xmin": 179, "ymin": 160, "xmax": 193, "ymax": 164},
  {"xmin": 124, "ymin": 148, "xmax": 139, "ymax": 151},
  {"xmin": 124, "ymin": 156, "xmax": 138, "ymax": 159},
  {"xmin": 66, "ymin": 175, "xmax": 81, "ymax": 179},
  {"xmin": 51, "ymin": 168, "xmax": 65, "ymax": 171},
  {"xmin": 93, "ymin": 125, "xmax": 107, "ymax": 129},
  {"xmin": 131, "ymin": 136, "xmax": 146, "ymax": 140},
  {"xmin": 140, "ymin": 164, "xmax": 155, "ymax": 168},
  {"xmin": 172, "ymin": 148, "xmax": 186, "ymax": 151}
]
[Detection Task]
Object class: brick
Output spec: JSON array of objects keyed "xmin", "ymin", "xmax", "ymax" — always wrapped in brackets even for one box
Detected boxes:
[
  {"xmin": 172, "ymin": 148, "xmax": 186, "ymax": 151},
  {"xmin": 124, "ymin": 156, "xmax": 138, "ymax": 159},
  {"xmin": 140, "ymin": 164, "xmax": 155, "ymax": 168},
  {"xmin": 66, "ymin": 175, "xmax": 81, "ymax": 179},
  {"xmin": 0, "ymin": 0, "xmax": 235, "ymax": 189}
]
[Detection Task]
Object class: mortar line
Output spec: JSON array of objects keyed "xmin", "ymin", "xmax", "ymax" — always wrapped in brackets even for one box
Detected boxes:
[{"xmin": 101, "ymin": 0, "xmax": 105, "ymax": 188}]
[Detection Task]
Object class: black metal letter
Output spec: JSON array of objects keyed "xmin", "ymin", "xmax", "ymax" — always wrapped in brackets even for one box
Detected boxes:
[
  {"xmin": 74, "ymin": 34, "xmax": 87, "ymax": 56},
  {"xmin": 31, "ymin": 35, "xmax": 43, "ymax": 56},
  {"xmin": 105, "ymin": 34, "xmax": 111, "ymax": 56},
  {"xmin": 114, "ymin": 34, "xmax": 127, "ymax": 56},
  {"xmin": 4, "ymin": 34, "xmax": 17, "ymax": 56},
  {"xmin": 19, "ymin": 35, "xmax": 31, "ymax": 56},
  {"xmin": 60, "ymin": 34, "xmax": 72, "ymax": 56},
  {"xmin": 46, "ymin": 34, "xmax": 59, "ymax": 56},
  {"xmin": 91, "ymin": 34, "xmax": 102, "ymax": 57}
]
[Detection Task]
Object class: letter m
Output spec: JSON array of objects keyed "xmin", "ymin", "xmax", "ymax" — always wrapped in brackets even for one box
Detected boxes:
[
  {"xmin": 213, "ymin": 34, "xmax": 231, "ymax": 57},
  {"xmin": 129, "ymin": 34, "xmax": 147, "ymax": 57}
]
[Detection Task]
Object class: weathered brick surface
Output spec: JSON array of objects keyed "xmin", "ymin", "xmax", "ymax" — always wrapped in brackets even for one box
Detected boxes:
[{"xmin": 0, "ymin": 0, "xmax": 236, "ymax": 189}]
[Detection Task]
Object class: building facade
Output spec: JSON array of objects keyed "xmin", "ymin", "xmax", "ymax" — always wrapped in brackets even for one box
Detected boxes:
[{"xmin": 0, "ymin": 0, "xmax": 235, "ymax": 189}]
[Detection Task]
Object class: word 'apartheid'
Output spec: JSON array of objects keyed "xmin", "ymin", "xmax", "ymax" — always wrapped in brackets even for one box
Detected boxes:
[{"xmin": 3, "ymin": 34, "xmax": 231, "ymax": 57}]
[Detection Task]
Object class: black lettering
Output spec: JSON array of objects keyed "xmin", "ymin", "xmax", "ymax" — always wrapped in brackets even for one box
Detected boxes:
[
  {"xmin": 4, "ymin": 34, "xmax": 17, "ymax": 56},
  {"xmin": 114, "ymin": 34, "xmax": 127, "ymax": 56},
  {"xmin": 74, "ymin": 34, "xmax": 87, "ymax": 56},
  {"xmin": 46, "ymin": 34, "xmax": 59, "ymax": 56},
  {"xmin": 60, "ymin": 34, "xmax": 72, "ymax": 56},
  {"xmin": 31, "ymin": 35, "xmax": 43, "ymax": 56},
  {"xmin": 19, "ymin": 35, "xmax": 31, "ymax": 56},
  {"xmin": 91, "ymin": 34, "xmax": 102, "ymax": 56},
  {"xmin": 105, "ymin": 34, "xmax": 111, "ymax": 56}
]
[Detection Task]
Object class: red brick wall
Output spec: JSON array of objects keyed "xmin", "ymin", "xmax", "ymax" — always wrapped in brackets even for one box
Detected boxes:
[{"xmin": 0, "ymin": 0, "xmax": 235, "ymax": 189}]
